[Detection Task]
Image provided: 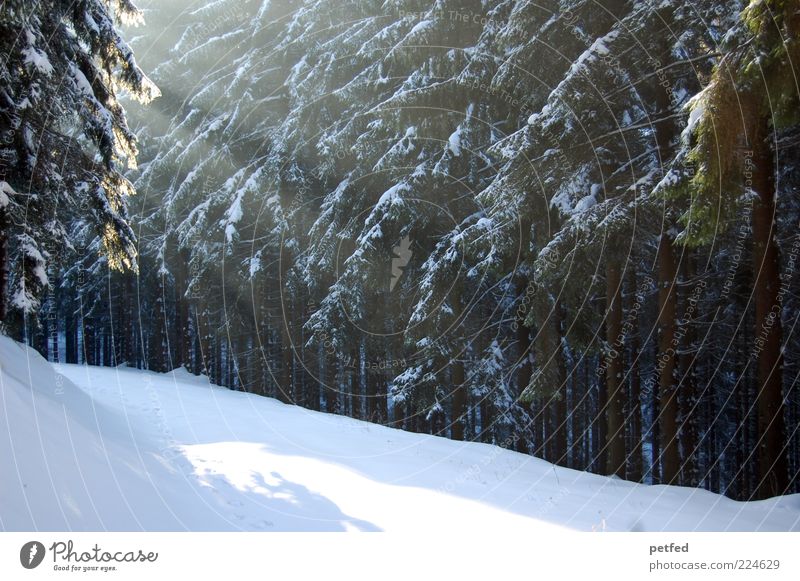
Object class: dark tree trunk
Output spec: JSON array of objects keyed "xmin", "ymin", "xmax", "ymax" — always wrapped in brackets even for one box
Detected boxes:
[
  {"xmin": 581, "ymin": 355, "xmax": 591, "ymax": 471},
  {"xmin": 83, "ymin": 316, "xmax": 96, "ymax": 366},
  {"xmin": 349, "ymin": 350, "xmax": 360, "ymax": 419},
  {"xmin": 35, "ymin": 314, "xmax": 49, "ymax": 360},
  {"xmin": 65, "ymin": 304, "xmax": 78, "ymax": 363},
  {"xmin": 214, "ymin": 331, "xmax": 223, "ymax": 386},
  {"xmin": 198, "ymin": 307, "xmax": 213, "ymax": 378},
  {"xmin": 530, "ymin": 289, "xmax": 562, "ymax": 462},
  {"xmin": 0, "ymin": 206, "xmax": 7, "ymax": 325},
  {"xmin": 378, "ymin": 374, "xmax": 389, "ymax": 424},
  {"xmin": 657, "ymin": 235, "xmax": 679, "ymax": 484},
  {"xmin": 605, "ymin": 259, "xmax": 625, "ymax": 477},
  {"xmin": 451, "ymin": 357, "xmax": 466, "ymax": 440},
  {"xmin": 750, "ymin": 113, "xmax": 787, "ymax": 499},
  {"xmin": 480, "ymin": 380, "xmax": 495, "ymax": 444},
  {"xmin": 124, "ymin": 275, "xmax": 134, "ymax": 367},
  {"xmin": 533, "ymin": 404, "xmax": 546, "ymax": 460},
  {"xmin": 321, "ymin": 350, "xmax": 334, "ymax": 414},
  {"xmin": 103, "ymin": 330, "xmax": 112, "ymax": 367},
  {"xmin": 175, "ymin": 253, "xmax": 191, "ymax": 368},
  {"xmin": 551, "ymin": 301, "xmax": 568, "ymax": 466},
  {"xmin": 705, "ymin": 365, "xmax": 719, "ymax": 492},
  {"xmin": 734, "ymin": 364, "xmax": 752, "ymax": 499},
  {"xmin": 627, "ymin": 269, "xmax": 643, "ymax": 482},
  {"xmin": 279, "ymin": 310, "xmax": 293, "ymax": 405},
  {"xmin": 651, "ymin": 337, "xmax": 661, "ymax": 483},
  {"xmin": 450, "ymin": 283, "xmax": 467, "ymax": 440},
  {"xmin": 190, "ymin": 305, "xmax": 201, "ymax": 375},
  {"xmin": 516, "ymin": 317, "xmax": 532, "ymax": 455},
  {"xmin": 648, "ymin": 51, "xmax": 679, "ymax": 485},
  {"xmin": 595, "ymin": 354, "xmax": 608, "ymax": 475},
  {"xmin": 256, "ymin": 271, "xmax": 275, "ymax": 397},
  {"xmin": 149, "ymin": 280, "xmax": 167, "ymax": 373},
  {"xmin": 48, "ymin": 277, "xmax": 59, "ymax": 363},
  {"xmin": 304, "ymin": 340, "xmax": 320, "ymax": 411},
  {"xmin": 407, "ymin": 399, "xmax": 419, "ymax": 433},
  {"xmin": 678, "ymin": 254, "xmax": 700, "ymax": 487},
  {"xmin": 366, "ymin": 360, "xmax": 378, "ymax": 423},
  {"xmin": 116, "ymin": 275, "xmax": 130, "ymax": 366}
]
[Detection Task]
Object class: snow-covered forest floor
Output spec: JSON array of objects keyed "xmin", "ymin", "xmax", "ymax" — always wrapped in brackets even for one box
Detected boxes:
[{"xmin": 2, "ymin": 336, "xmax": 798, "ymax": 532}]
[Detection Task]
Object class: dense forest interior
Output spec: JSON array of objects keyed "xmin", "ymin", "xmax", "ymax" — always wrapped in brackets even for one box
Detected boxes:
[{"xmin": 1, "ymin": 0, "xmax": 799, "ymax": 502}]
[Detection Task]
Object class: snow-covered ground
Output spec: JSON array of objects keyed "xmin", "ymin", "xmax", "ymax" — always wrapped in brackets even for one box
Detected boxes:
[{"xmin": 1, "ymin": 336, "xmax": 798, "ymax": 532}]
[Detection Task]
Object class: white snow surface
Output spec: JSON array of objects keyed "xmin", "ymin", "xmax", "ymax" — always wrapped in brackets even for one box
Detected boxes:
[
  {"xmin": 1, "ymin": 336, "xmax": 798, "ymax": 532},
  {"xmin": 22, "ymin": 47, "xmax": 54, "ymax": 77}
]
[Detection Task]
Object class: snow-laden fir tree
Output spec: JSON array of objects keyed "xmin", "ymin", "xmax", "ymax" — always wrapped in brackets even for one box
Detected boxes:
[{"xmin": 0, "ymin": 0, "xmax": 158, "ymax": 332}]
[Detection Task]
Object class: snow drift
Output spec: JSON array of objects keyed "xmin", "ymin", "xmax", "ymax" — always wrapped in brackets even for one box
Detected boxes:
[{"xmin": 1, "ymin": 336, "xmax": 798, "ymax": 531}]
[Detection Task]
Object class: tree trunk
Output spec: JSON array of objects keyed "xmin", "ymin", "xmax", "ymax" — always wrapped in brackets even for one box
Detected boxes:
[
  {"xmin": 83, "ymin": 315, "xmax": 95, "ymax": 366},
  {"xmin": 349, "ymin": 349, "xmax": 360, "ymax": 419},
  {"xmin": 530, "ymin": 289, "xmax": 562, "ymax": 462},
  {"xmin": 65, "ymin": 303, "xmax": 78, "ymax": 363},
  {"xmin": 366, "ymin": 358, "xmax": 378, "ymax": 423},
  {"xmin": 119, "ymin": 275, "xmax": 132, "ymax": 366},
  {"xmin": 516, "ymin": 286, "xmax": 532, "ymax": 455},
  {"xmin": 149, "ymin": 280, "xmax": 167, "ymax": 373},
  {"xmin": 627, "ymin": 269, "xmax": 643, "ymax": 482},
  {"xmin": 451, "ymin": 356, "xmax": 466, "ymax": 440},
  {"xmin": 450, "ymin": 282, "xmax": 467, "ymax": 441},
  {"xmin": 657, "ymin": 235, "xmax": 679, "ymax": 484},
  {"xmin": 581, "ymin": 355, "xmax": 591, "ymax": 470},
  {"xmin": 215, "ymin": 330, "xmax": 224, "ymax": 386},
  {"xmin": 551, "ymin": 300, "xmax": 568, "ymax": 466},
  {"xmin": 321, "ymin": 349, "xmax": 334, "ymax": 414},
  {"xmin": 678, "ymin": 253, "xmax": 700, "ymax": 487},
  {"xmin": 279, "ymin": 315, "xmax": 293, "ymax": 404},
  {"xmin": 605, "ymin": 259, "xmax": 625, "ymax": 477},
  {"xmin": 35, "ymin": 314, "xmax": 49, "ymax": 360},
  {"xmin": 103, "ymin": 330, "xmax": 112, "ymax": 367},
  {"xmin": 750, "ymin": 113, "xmax": 787, "ymax": 499},
  {"xmin": 0, "ymin": 206, "xmax": 7, "ymax": 325},
  {"xmin": 198, "ymin": 307, "xmax": 213, "ymax": 378},
  {"xmin": 595, "ymin": 353, "xmax": 607, "ymax": 474},
  {"xmin": 175, "ymin": 252, "xmax": 191, "ymax": 368},
  {"xmin": 278, "ymin": 242, "xmax": 293, "ymax": 404}
]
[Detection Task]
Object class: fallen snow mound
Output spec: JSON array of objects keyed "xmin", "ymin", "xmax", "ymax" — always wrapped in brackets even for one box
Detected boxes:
[{"xmin": 1, "ymin": 336, "xmax": 798, "ymax": 531}]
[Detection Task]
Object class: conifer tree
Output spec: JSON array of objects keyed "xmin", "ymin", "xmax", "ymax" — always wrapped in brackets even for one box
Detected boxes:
[{"xmin": 0, "ymin": 0, "xmax": 158, "ymax": 325}]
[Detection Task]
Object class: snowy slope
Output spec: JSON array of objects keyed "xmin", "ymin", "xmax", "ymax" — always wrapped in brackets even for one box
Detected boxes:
[{"xmin": 1, "ymin": 336, "xmax": 798, "ymax": 532}]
